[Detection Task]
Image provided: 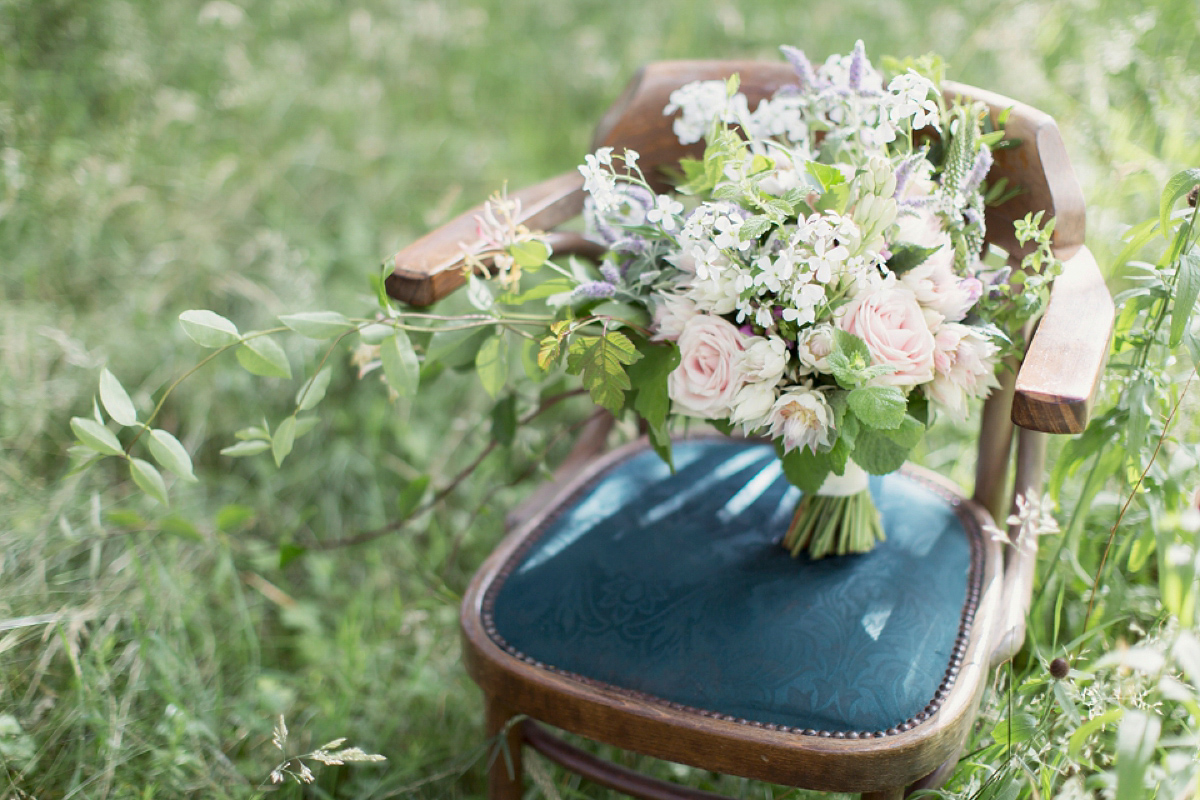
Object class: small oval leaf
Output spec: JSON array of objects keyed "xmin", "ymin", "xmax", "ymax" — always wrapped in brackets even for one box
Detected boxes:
[
  {"xmin": 130, "ymin": 458, "xmax": 169, "ymax": 505},
  {"xmin": 359, "ymin": 323, "xmax": 395, "ymax": 345},
  {"xmin": 148, "ymin": 429, "xmax": 197, "ymax": 482},
  {"xmin": 279, "ymin": 311, "xmax": 354, "ymax": 340},
  {"xmin": 179, "ymin": 310, "xmax": 240, "ymax": 348},
  {"xmin": 236, "ymin": 334, "xmax": 292, "ymax": 378},
  {"xmin": 381, "ymin": 331, "xmax": 420, "ymax": 398},
  {"xmin": 272, "ymin": 416, "xmax": 297, "ymax": 467},
  {"xmin": 295, "ymin": 367, "xmax": 333, "ymax": 412},
  {"xmin": 220, "ymin": 440, "xmax": 272, "ymax": 457},
  {"xmin": 71, "ymin": 417, "xmax": 124, "ymax": 456},
  {"xmin": 475, "ymin": 334, "xmax": 508, "ymax": 398},
  {"xmin": 99, "ymin": 369, "xmax": 138, "ymax": 426}
]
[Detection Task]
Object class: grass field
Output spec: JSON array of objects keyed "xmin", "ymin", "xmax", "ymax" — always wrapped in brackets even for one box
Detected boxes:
[{"xmin": 2, "ymin": 0, "xmax": 1200, "ymax": 797}]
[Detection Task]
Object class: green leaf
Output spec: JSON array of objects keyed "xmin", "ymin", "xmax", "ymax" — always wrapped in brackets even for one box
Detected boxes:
[
  {"xmin": 475, "ymin": 334, "xmax": 509, "ymax": 398},
  {"xmin": 381, "ymin": 331, "xmax": 421, "ymax": 398},
  {"xmin": 359, "ymin": 323, "xmax": 395, "ymax": 344},
  {"xmin": 129, "ymin": 458, "xmax": 169, "ymax": 506},
  {"xmin": 179, "ymin": 309, "xmax": 240, "ymax": 348},
  {"xmin": 71, "ymin": 417, "xmax": 124, "ymax": 457},
  {"xmin": 216, "ymin": 504, "xmax": 256, "ymax": 531},
  {"xmin": 739, "ymin": 215, "xmax": 774, "ymax": 242},
  {"xmin": 509, "ymin": 240, "xmax": 550, "ymax": 268},
  {"xmin": 279, "ymin": 543, "xmax": 307, "ymax": 568},
  {"xmin": 148, "ymin": 429, "xmax": 196, "ymax": 482},
  {"xmin": 1170, "ymin": 251, "xmax": 1200, "ymax": 348},
  {"xmin": 1115, "ymin": 710, "xmax": 1160, "ymax": 800},
  {"xmin": 566, "ymin": 332, "xmax": 642, "ymax": 413},
  {"xmin": 851, "ymin": 416, "xmax": 924, "ymax": 474},
  {"xmin": 220, "ymin": 440, "xmax": 271, "ymax": 457},
  {"xmin": 1159, "ymin": 167, "xmax": 1200, "ymax": 237},
  {"xmin": 161, "ymin": 514, "xmax": 203, "ymax": 542},
  {"xmin": 397, "ymin": 475, "xmax": 430, "ymax": 518},
  {"xmin": 236, "ymin": 335, "xmax": 292, "ymax": 378},
  {"xmin": 491, "ymin": 395, "xmax": 519, "ymax": 447},
  {"xmin": 296, "ymin": 367, "xmax": 333, "ymax": 412},
  {"xmin": 776, "ymin": 441, "xmax": 831, "ymax": 494},
  {"xmin": 426, "ymin": 325, "xmax": 491, "ymax": 369},
  {"xmin": 627, "ymin": 342, "xmax": 680, "ymax": 432},
  {"xmin": 887, "ymin": 243, "xmax": 944, "ymax": 274},
  {"xmin": 272, "ymin": 416, "xmax": 297, "ymax": 467},
  {"xmin": 806, "ymin": 160, "xmax": 845, "ymax": 191},
  {"xmin": 827, "ymin": 329, "xmax": 887, "ymax": 388},
  {"xmin": 847, "ymin": 386, "xmax": 907, "ymax": 430},
  {"xmin": 990, "ymin": 712, "xmax": 1039, "ymax": 746},
  {"xmin": 104, "ymin": 509, "xmax": 147, "ymax": 528},
  {"xmin": 1068, "ymin": 708, "xmax": 1123, "ymax": 759},
  {"xmin": 293, "ymin": 415, "xmax": 320, "ymax": 439},
  {"xmin": 99, "ymin": 369, "xmax": 138, "ymax": 426},
  {"xmin": 279, "ymin": 311, "xmax": 354, "ymax": 339},
  {"xmin": 499, "ymin": 277, "xmax": 574, "ymax": 306}
]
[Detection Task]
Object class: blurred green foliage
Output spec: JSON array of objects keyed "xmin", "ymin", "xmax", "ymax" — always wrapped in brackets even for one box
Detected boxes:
[{"xmin": 2, "ymin": 0, "xmax": 1200, "ymax": 797}]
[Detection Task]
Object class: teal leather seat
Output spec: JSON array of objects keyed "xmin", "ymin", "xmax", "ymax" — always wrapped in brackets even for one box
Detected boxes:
[{"xmin": 485, "ymin": 439, "xmax": 982, "ymax": 737}]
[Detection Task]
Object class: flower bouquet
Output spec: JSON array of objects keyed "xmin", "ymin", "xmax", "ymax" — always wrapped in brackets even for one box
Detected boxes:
[{"xmin": 459, "ymin": 42, "xmax": 1059, "ymax": 559}]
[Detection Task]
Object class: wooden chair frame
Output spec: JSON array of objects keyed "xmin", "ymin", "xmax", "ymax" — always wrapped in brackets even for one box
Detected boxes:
[{"xmin": 386, "ymin": 61, "xmax": 1113, "ymax": 799}]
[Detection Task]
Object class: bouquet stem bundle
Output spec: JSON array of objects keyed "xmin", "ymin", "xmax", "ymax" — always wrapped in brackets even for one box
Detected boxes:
[{"xmin": 783, "ymin": 490, "xmax": 886, "ymax": 559}]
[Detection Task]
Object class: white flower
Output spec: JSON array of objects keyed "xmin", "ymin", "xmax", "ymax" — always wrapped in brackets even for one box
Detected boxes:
[
  {"xmin": 579, "ymin": 152, "xmax": 620, "ymax": 212},
  {"xmin": 652, "ymin": 293, "xmax": 698, "ymax": 341},
  {"xmin": 646, "ymin": 194, "xmax": 684, "ymax": 231},
  {"xmin": 887, "ymin": 72, "xmax": 941, "ymax": 132},
  {"xmin": 768, "ymin": 387, "xmax": 834, "ymax": 454},
  {"xmin": 729, "ymin": 380, "xmax": 777, "ymax": 433},
  {"xmin": 664, "ymin": 80, "xmax": 751, "ymax": 145},
  {"xmin": 739, "ymin": 336, "xmax": 789, "ymax": 384},
  {"xmin": 927, "ymin": 323, "xmax": 1000, "ymax": 419}
]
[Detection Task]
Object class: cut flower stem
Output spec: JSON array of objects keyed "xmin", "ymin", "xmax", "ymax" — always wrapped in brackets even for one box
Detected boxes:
[{"xmin": 783, "ymin": 489, "xmax": 886, "ymax": 559}]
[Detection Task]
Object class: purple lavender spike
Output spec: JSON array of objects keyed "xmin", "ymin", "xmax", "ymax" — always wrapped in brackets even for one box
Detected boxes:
[
  {"xmin": 600, "ymin": 263, "xmax": 621, "ymax": 284},
  {"xmin": 963, "ymin": 147, "xmax": 994, "ymax": 195},
  {"xmin": 780, "ymin": 45, "xmax": 819, "ymax": 91},
  {"xmin": 848, "ymin": 40, "xmax": 866, "ymax": 91},
  {"xmin": 572, "ymin": 281, "xmax": 617, "ymax": 300}
]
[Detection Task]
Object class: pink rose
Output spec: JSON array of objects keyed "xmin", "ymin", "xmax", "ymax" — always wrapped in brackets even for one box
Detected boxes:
[
  {"xmin": 928, "ymin": 323, "xmax": 1000, "ymax": 419},
  {"xmin": 668, "ymin": 314, "xmax": 747, "ymax": 419},
  {"xmin": 839, "ymin": 282, "xmax": 936, "ymax": 387}
]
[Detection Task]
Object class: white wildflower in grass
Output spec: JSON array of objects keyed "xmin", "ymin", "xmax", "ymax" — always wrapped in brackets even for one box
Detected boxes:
[
  {"xmin": 266, "ymin": 715, "xmax": 386, "ymax": 787},
  {"xmin": 988, "ymin": 493, "xmax": 1060, "ymax": 554}
]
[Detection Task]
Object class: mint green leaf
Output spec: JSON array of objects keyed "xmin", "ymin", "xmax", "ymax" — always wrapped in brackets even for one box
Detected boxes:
[
  {"xmin": 847, "ymin": 386, "xmax": 907, "ymax": 430},
  {"xmin": 148, "ymin": 429, "xmax": 196, "ymax": 482},
  {"xmin": 887, "ymin": 243, "xmax": 943, "ymax": 274},
  {"xmin": 627, "ymin": 342, "xmax": 680, "ymax": 432},
  {"xmin": 296, "ymin": 367, "xmax": 333, "ymax": 412},
  {"xmin": 807, "ymin": 160, "xmax": 846, "ymax": 191},
  {"xmin": 739, "ymin": 215, "xmax": 774, "ymax": 242},
  {"xmin": 359, "ymin": 323, "xmax": 395, "ymax": 344},
  {"xmin": 279, "ymin": 311, "xmax": 354, "ymax": 340},
  {"xmin": 220, "ymin": 440, "xmax": 271, "ymax": 457},
  {"xmin": 397, "ymin": 475, "xmax": 430, "ymax": 518},
  {"xmin": 475, "ymin": 334, "xmax": 508, "ymax": 398},
  {"xmin": 272, "ymin": 416, "xmax": 296, "ymax": 467},
  {"xmin": 1160, "ymin": 168, "xmax": 1200, "ymax": 238},
  {"xmin": 1170, "ymin": 251, "xmax": 1200, "ymax": 348},
  {"xmin": 129, "ymin": 458, "xmax": 168, "ymax": 506},
  {"xmin": 566, "ymin": 332, "xmax": 642, "ymax": 413},
  {"xmin": 775, "ymin": 440, "xmax": 831, "ymax": 494},
  {"xmin": 236, "ymin": 335, "xmax": 292, "ymax": 378},
  {"xmin": 99, "ymin": 369, "xmax": 138, "ymax": 427},
  {"xmin": 179, "ymin": 310, "xmax": 240, "ymax": 348},
  {"xmin": 827, "ymin": 329, "xmax": 875, "ymax": 388},
  {"xmin": 509, "ymin": 240, "xmax": 550, "ymax": 269},
  {"xmin": 71, "ymin": 417, "xmax": 124, "ymax": 456},
  {"xmin": 851, "ymin": 416, "xmax": 924, "ymax": 474}
]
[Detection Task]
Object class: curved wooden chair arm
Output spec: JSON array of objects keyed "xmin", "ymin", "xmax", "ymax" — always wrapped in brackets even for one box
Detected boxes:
[
  {"xmin": 387, "ymin": 171, "xmax": 585, "ymax": 307},
  {"xmin": 1012, "ymin": 246, "xmax": 1113, "ymax": 434}
]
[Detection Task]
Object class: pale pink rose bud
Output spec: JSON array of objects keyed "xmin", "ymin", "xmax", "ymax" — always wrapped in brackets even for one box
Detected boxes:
[
  {"xmin": 768, "ymin": 387, "xmax": 834, "ymax": 454},
  {"xmin": 838, "ymin": 282, "xmax": 936, "ymax": 387},
  {"xmin": 894, "ymin": 207, "xmax": 948, "ymax": 251},
  {"xmin": 902, "ymin": 255, "xmax": 977, "ymax": 323},
  {"xmin": 797, "ymin": 324, "xmax": 837, "ymax": 372},
  {"xmin": 927, "ymin": 323, "xmax": 1001, "ymax": 419},
  {"xmin": 667, "ymin": 314, "xmax": 747, "ymax": 419},
  {"xmin": 652, "ymin": 294, "xmax": 698, "ymax": 341}
]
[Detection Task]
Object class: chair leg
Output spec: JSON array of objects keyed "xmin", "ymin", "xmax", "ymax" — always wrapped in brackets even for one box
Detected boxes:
[{"xmin": 485, "ymin": 696, "xmax": 524, "ymax": 800}]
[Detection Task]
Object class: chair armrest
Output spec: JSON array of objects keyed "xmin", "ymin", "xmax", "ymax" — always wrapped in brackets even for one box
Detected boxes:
[
  {"xmin": 1012, "ymin": 246, "xmax": 1114, "ymax": 434},
  {"xmin": 385, "ymin": 170, "xmax": 586, "ymax": 307}
]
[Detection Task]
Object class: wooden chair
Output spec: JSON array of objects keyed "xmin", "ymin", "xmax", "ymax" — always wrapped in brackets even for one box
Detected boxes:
[{"xmin": 387, "ymin": 61, "xmax": 1113, "ymax": 799}]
